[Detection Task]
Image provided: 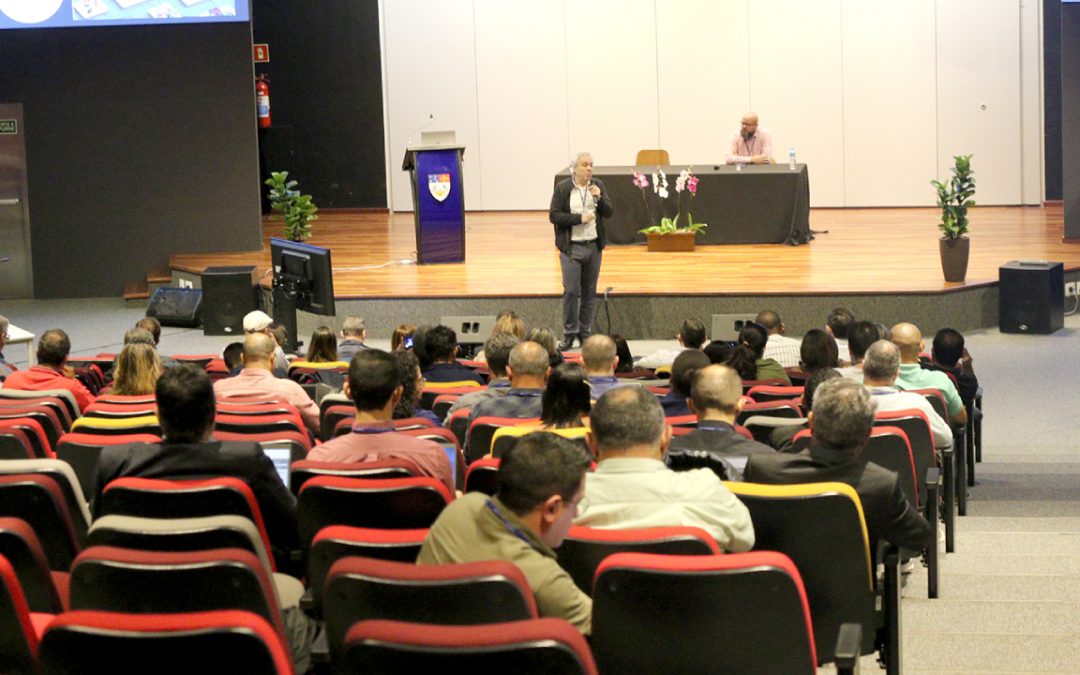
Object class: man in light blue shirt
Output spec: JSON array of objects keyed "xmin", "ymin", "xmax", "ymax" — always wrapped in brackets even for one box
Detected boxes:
[{"xmin": 891, "ymin": 323, "xmax": 967, "ymax": 426}]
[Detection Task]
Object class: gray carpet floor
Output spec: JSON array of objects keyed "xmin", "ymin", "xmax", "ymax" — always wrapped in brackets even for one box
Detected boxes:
[{"xmin": 6, "ymin": 297, "xmax": 1080, "ymax": 673}]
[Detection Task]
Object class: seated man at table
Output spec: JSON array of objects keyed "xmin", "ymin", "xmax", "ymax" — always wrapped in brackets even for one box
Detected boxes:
[{"xmin": 725, "ymin": 112, "xmax": 774, "ymax": 165}]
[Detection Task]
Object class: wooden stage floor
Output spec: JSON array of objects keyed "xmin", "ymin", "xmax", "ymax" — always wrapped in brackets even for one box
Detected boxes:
[{"xmin": 171, "ymin": 205, "xmax": 1079, "ymax": 298}]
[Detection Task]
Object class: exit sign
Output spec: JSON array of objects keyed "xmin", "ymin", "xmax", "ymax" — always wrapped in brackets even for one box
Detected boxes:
[
  {"xmin": 0, "ymin": 120, "xmax": 16, "ymax": 135},
  {"xmin": 253, "ymin": 44, "xmax": 269, "ymax": 63}
]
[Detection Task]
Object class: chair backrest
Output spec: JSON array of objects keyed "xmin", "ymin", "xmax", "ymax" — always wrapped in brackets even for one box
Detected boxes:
[
  {"xmin": 55, "ymin": 432, "xmax": 163, "ymax": 499},
  {"xmin": 873, "ymin": 408, "xmax": 936, "ymax": 503},
  {"xmin": 431, "ymin": 394, "xmax": 459, "ymax": 420},
  {"xmin": 0, "ymin": 474, "xmax": 82, "ymax": 571},
  {"xmin": 0, "ymin": 420, "xmax": 36, "ymax": 459},
  {"xmin": 464, "ymin": 457, "xmax": 500, "ymax": 496},
  {"xmin": 307, "ymin": 526, "xmax": 428, "ymax": 617},
  {"xmin": 726, "ymin": 481, "xmax": 875, "ymax": 664},
  {"xmin": 736, "ymin": 400, "xmax": 804, "ymax": 442},
  {"xmin": 69, "ymin": 546, "xmax": 285, "ymax": 637},
  {"xmin": 0, "ymin": 387, "xmax": 80, "ymax": 421},
  {"xmin": 339, "ymin": 617, "xmax": 597, "ymax": 675},
  {"xmin": 0, "ymin": 459, "xmax": 92, "ymax": 545},
  {"xmin": 0, "ymin": 553, "xmax": 39, "ymax": 675},
  {"xmin": 70, "ymin": 414, "xmax": 161, "ymax": 437},
  {"xmin": 0, "ymin": 407, "xmax": 63, "ymax": 455},
  {"xmin": 0, "ymin": 395, "xmax": 73, "ymax": 432},
  {"xmin": 559, "ymin": 525, "xmax": 720, "ymax": 595},
  {"xmin": 38, "ymin": 609, "xmax": 294, "ymax": 675},
  {"xmin": 213, "ymin": 415, "xmax": 310, "ymax": 450},
  {"xmin": 92, "ymin": 394, "xmax": 156, "ymax": 407},
  {"xmin": 81, "ymin": 401, "xmax": 157, "ymax": 419},
  {"xmin": 591, "ymin": 551, "xmax": 816, "ymax": 674},
  {"xmin": 288, "ymin": 459, "xmax": 420, "ymax": 497},
  {"xmin": 319, "ymin": 403, "xmax": 355, "ymax": 441},
  {"xmin": 489, "ymin": 425, "xmax": 588, "ymax": 459},
  {"xmin": 0, "ymin": 517, "xmax": 63, "ymax": 613},
  {"xmin": 467, "ymin": 416, "xmax": 540, "ymax": 463},
  {"xmin": 448, "ymin": 407, "xmax": 472, "ymax": 447},
  {"xmin": 863, "ymin": 426, "xmax": 920, "ymax": 508},
  {"xmin": 635, "ymin": 148, "xmax": 670, "ymax": 166},
  {"xmin": 96, "ymin": 477, "xmax": 274, "ymax": 571},
  {"xmin": 741, "ymin": 378, "xmax": 789, "ymax": 393},
  {"xmin": 324, "ymin": 556, "xmax": 537, "ymax": 656},
  {"xmin": 908, "ymin": 388, "xmax": 949, "ymax": 422},
  {"xmin": 297, "ymin": 476, "xmax": 453, "ymax": 547},
  {"xmin": 746, "ymin": 384, "xmax": 805, "ymax": 403}
]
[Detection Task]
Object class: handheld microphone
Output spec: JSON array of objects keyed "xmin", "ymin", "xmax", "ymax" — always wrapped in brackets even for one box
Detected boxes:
[{"xmin": 407, "ymin": 113, "xmax": 435, "ymax": 146}]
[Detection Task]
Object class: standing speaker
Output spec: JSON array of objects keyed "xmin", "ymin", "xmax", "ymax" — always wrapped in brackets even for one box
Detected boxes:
[
  {"xmin": 999, "ymin": 261, "xmax": 1064, "ymax": 334},
  {"xmin": 146, "ymin": 288, "xmax": 202, "ymax": 328},
  {"xmin": 202, "ymin": 266, "xmax": 257, "ymax": 336}
]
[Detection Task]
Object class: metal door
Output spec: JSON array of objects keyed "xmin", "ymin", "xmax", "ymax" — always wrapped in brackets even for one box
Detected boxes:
[{"xmin": 0, "ymin": 103, "xmax": 33, "ymax": 298}]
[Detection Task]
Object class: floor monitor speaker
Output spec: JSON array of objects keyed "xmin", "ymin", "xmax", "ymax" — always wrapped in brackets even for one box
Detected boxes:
[
  {"xmin": 146, "ymin": 288, "xmax": 202, "ymax": 328},
  {"xmin": 999, "ymin": 261, "xmax": 1064, "ymax": 334},
  {"xmin": 202, "ymin": 266, "xmax": 257, "ymax": 336}
]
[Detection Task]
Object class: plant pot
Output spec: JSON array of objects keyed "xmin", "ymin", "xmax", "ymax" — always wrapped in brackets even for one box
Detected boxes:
[
  {"xmin": 646, "ymin": 231, "xmax": 696, "ymax": 252},
  {"xmin": 939, "ymin": 236, "xmax": 969, "ymax": 282}
]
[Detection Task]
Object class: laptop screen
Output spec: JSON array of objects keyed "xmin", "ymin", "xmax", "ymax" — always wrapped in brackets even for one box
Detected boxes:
[
  {"xmin": 263, "ymin": 447, "xmax": 292, "ymax": 486},
  {"xmin": 442, "ymin": 444, "xmax": 457, "ymax": 479}
]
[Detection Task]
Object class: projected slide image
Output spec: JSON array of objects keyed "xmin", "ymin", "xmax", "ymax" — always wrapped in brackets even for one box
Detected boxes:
[
  {"xmin": 72, "ymin": 0, "xmax": 235, "ymax": 21},
  {"xmin": 0, "ymin": 0, "xmax": 65, "ymax": 24}
]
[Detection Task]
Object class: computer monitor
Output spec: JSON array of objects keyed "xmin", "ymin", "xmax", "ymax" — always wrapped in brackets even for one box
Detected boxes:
[{"xmin": 270, "ymin": 238, "xmax": 336, "ymax": 316}]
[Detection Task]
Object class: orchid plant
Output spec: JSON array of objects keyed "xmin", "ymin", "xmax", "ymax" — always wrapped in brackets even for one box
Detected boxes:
[{"xmin": 634, "ymin": 167, "xmax": 708, "ymax": 235}]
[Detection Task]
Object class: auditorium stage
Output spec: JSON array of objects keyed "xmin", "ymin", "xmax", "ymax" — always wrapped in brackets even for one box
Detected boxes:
[{"xmin": 169, "ymin": 205, "xmax": 1080, "ymax": 338}]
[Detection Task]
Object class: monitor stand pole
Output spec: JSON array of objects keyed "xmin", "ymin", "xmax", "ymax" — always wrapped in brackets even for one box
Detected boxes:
[{"xmin": 272, "ymin": 285, "xmax": 300, "ymax": 354}]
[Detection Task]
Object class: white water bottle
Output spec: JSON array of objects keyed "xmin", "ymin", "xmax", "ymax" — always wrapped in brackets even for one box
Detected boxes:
[{"xmin": 788, "ymin": 147, "xmax": 797, "ymax": 170}]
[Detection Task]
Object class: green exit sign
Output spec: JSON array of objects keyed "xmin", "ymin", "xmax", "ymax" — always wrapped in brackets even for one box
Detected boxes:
[{"xmin": 0, "ymin": 120, "xmax": 16, "ymax": 135}]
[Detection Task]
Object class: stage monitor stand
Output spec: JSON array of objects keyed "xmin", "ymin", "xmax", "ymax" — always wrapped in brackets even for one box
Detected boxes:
[{"xmin": 402, "ymin": 143, "xmax": 466, "ymax": 264}]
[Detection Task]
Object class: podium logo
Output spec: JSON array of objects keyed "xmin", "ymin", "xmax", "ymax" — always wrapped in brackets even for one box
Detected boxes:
[{"xmin": 428, "ymin": 173, "xmax": 451, "ymax": 202}]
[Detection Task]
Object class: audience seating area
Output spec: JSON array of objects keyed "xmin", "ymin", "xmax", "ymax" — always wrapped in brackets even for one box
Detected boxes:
[{"xmin": 0, "ymin": 317, "xmax": 984, "ymax": 674}]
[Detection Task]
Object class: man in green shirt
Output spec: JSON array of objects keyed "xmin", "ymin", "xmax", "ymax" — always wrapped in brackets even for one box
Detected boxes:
[
  {"xmin": 891, "ymin": 322, "xmax": 967, "ymax": 426},
  {"xmin": 417, "ymin": 432, "xmax": 593, "ymax": 633}
]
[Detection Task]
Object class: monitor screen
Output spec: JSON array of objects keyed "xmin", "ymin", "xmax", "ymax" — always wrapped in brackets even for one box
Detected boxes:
[
  {"xmin": 1, "ymin": 0, "xmax": 250, "ymax": 29},
  {"xmin": 270, "ymin": 237, "xmax": 336, "ymax": 317}
]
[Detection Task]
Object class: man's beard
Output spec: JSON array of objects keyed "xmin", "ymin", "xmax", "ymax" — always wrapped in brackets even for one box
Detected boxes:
[{"xmin": 741, "ymin": 129, "xmax": 754, "ymax": 141}]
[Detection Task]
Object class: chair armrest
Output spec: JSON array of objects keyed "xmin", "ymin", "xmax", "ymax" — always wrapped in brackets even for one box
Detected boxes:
[
  {"xmin": 311, "ymin": 626, "xmax": 330, "ymax": 664},
  {"xmin": 881, "ymin": 544, "xmax": 903, "ymax": 675},
  {"xmin": 299, "ymin": 586, "xmax": 315, "ymax": 615},
  {"xmin": 834, "ymin": 623, "xmax": 862, "ymax": 675}
]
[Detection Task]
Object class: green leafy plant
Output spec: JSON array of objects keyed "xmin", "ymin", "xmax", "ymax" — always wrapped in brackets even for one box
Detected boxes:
[
  {"xmin": 931, "ymin": 154, "xmax": 975, "ymax": 239},
  {"xmin": 265, "ymin": 171, "xmax": 319, "ymax": 242},
  {"xmin": 633, "ymin": 167, "xmax": 709, "ymax": 236}
]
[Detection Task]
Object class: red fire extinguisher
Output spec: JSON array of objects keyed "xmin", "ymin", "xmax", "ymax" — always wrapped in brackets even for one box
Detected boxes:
[{"xmin": 256, "ymin": 74, "xmax": 271, "ymax": 129}]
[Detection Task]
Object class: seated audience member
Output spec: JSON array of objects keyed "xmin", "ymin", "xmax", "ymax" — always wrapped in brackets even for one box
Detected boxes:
[
  {"xmin": 665, "ymin": 362, "xmax": 777, "ymax": 479},
  {"xmin": 392, "ymin": 349, "xmax": 442, "ymax": 427},
  {"xmin": 222, "ymin": 341, "xmax": 244, "ymax": 375},
  {"xmin": 540, "ymin": 363, "xmax": 591, "ymax": 429},
  {"xmin": 93, "ymin": 364, "xmax": 301, "ymax": 570},
  {"xmin": 891, "ymin": 322, "xmax": 967, "ymax": 425},
  {"xmin": 835, "ymin": 320, "xmax": 884, "ymax": 381},
  {"xmin": 243, "ymin": 310, "xmax": 290, "ymax": 376},
  {"xmin": 799, "ymin": 328, "xmax": 840, "ymax": 373},
  {"xmin": 418, "ymin": 432, "xmax": 592, "ymax": 633},
  {"xmin": 667, "ymin": 364, "xmax": 774, "ymax": 479},
  {"xmin": 575, "ymin": 387, "xmax": 754, "ymax": 551},
  {"xmin": 726, "ymin": 322, "xmax": 790, "ymax": 384},
  {"xmin": 110, "ymin": 342, "xmax": 162, "ymax": 396},
  {"xmin": 756, "ymin": 309, "xmax": 801, "ymax": 368},
  {"xmin": 581, "ymin": 335, "xmax": 630, "ymax": 398},
  {"xmin": 745, "ymin": 378, "xmax": 932, "ymax": 559},
  {"xmin": 826, "ymin": 307, "xmax": 855, "ymax": 364},
  {"xmin": 770, "ymin": 368, "xmax": 842, "ymax": 453},
  {"xmin": 391, "ymin": 323, "xmax": 417, "ymax": 352},
  {"xmin": 704, "ymin": 340, "xmax": 733, "ymax": 364},
  {"xmin": 136, "ymin": 317, "xmax": 179, "ymax": 368},
  {"xmin": 444, "ymin": 333, "xmax": 519, "ymax": 421},
  {"xmin": 422, "ymin": 325, "xmax": 484, "ymax": 384},
  {"xmin": 6, "ymin": 329, "xmax": 95, "ymax": 412},
  {"xmin": 467, "ymin": 341, "xmax": 551, "ymax": 440},
  {"xmin": 307, "ymin": 350, "xmax": 453, "ymax": 491},
  {"xmin": 659, "ymin": 349, "xmax": 710, "ymax": 417},
  {"xmin": 611, "ymin": 335, "xmax": 636, "ymax": 374},
  {"xmin": 302, "ymin": 326, "xmax": 345, "ymax": 388},
  {"xmin": 862, "ymin": 340, "xmax": 953, "ymax": 450},
  {"xmin": 921, "ymin": 328, "xmax": 979, "ymax": 407},
  {"xmin": 411, "ymin": 325, "xmax": 433, "ymax": 369},
  {"xmin": 337, "ymin": 317, "xmax": 370, "ymax": 361},
  {"xmin": 474, "ymin": 311, "xmax": 527, "ymax": 363},
  {"xmin": 526, "ymin": 327, "xmax": 565, "ymax": 368},
  {"xmin": 634, "ymin": 318, "xmax": 707, "ymax": 369},
  {"xmin": 0, "ymin": 314, "xmax": 16, "ymax": 379},
  {"xmin": 213, "ymin": 333, "xmax": 320, "ymax": 434}
]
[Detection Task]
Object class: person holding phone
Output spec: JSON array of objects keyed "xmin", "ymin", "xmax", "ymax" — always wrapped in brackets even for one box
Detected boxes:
[{"xmin": 549, "ymin": 151, "xmax": 614, "ymax": 352}]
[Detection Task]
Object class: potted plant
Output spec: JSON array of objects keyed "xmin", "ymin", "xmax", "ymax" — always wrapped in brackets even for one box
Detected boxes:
[
  {"xmin": 634, "ymin": 168, "xmax": 708, "ymax": 252},
  {"xmin": 931, "ymin": 154, "xmax": 975, "ymax": 282},
  {"xmin": 265, "ymin": 171, "xmax": 319, "ymax": 242}
]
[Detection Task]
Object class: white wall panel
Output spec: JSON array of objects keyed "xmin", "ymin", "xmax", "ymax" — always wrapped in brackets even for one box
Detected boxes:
[
  {"xmin": 1020, "ymin": 0, "xmax": 1043, "ymax": 204},
  {"xmin": 564, "ymin": 0, "xmax": 659, "ymax": 167},
  {"xmin": 474, "ymin": 1, "xmax": 568, "ymax": 211},
  {"xmin": 842, "ymin": 0, "xmax": 936, "ymax": 206},
  {"xmin": 937, "ymin": 0, "xmax": 1022, "ymax": 205},
  {"xmin": 384, "ymin": 0, "xmax": 480, "ymax": 212},
  {"xmin": 655, "ymin": 0, "xmax": 750, "ymax": 166},
  {"xmin": 748, "ymin": 0, "xmax": 845, "ymax": 206}
]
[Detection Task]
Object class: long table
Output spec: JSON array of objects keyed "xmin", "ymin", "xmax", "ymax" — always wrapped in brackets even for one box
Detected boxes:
[{"xmin": 553, "ymin": 164, "xmax": 811, "ymax": 246}]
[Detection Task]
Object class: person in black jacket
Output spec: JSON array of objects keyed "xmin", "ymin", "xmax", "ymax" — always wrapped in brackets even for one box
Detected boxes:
[
  {"xmin": 549, "ymin": 152, "xmax": 614, "ymax": 352},
  {"xmin": 745, "ymin": 377, "xmax": 932, "ymax": 561}
]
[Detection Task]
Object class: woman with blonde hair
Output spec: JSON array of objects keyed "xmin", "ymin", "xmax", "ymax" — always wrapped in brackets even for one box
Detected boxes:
[{"xmin": 111, "ymin": 342, "xmax": 162, "ymax": 396}]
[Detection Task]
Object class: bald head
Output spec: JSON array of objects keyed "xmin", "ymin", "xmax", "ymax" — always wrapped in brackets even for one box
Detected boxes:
[
  {"xmin": 242, "ymin": 332, "xmax": 277, "ymax": 368},
  {"xmin": 740, "ymin": 113, "xmax": 760, "ymax": 139},
  {"xmin": 890, "ymin": 322, "xmax": 924, "ymax": 362},
  {"xmin": 690, "ymin": 364, "xmax": 743, "ymax": 418},
  {"xmin": 581, "ymin": 335, "xmax": 617, "ymax": 374},
  {"xmin": 755, "ymin": 309, "xmax": 783, "ymax": 334},
  {"xmin": 507, "ymin": 340, "xmax": 550, "ymax": 385}
]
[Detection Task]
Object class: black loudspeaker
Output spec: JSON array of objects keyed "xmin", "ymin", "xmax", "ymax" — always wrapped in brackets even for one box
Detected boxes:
[
  {"xmin": 999, "ymin": 261, "xmax": 1064, "ymax": 334},
  {"xmin": 146, "ymin": 288, "xmax": 202, "ymax": 328},
  {"xmin": 202, "ymin": 266, "xmax": 257, "ymax": 336}
]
